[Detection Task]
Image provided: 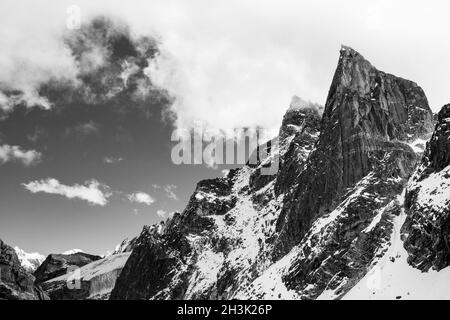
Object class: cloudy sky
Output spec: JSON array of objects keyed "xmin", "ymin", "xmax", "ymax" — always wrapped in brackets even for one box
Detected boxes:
[{"xmin": 1, "ymin": 0, "xmax": 449, "ymax": 255}]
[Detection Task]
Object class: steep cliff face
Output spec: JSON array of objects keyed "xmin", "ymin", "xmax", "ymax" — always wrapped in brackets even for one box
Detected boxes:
[
  {"xmin": 402, "ymin": 104, "xmax": 450, "ymax": 271},
  {"xmin": 110, "ymin": 47, "xmax": 435, "ymax": 300},
  {"xmin": 0, "ymin": 239, "xmax": 48, "ymax": 300},
  {"xmin": 273, "ymin": 46, "xmax": 434, "ymax": 257},
  {"xmin": 34, "ymin": 252, "xmax": 102, "ymax": 284}
]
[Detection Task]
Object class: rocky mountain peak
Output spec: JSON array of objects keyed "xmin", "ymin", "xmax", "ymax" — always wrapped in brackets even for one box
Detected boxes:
[
  {"xmin": 273, "ymin": 47, "xmax": 435, "ymax": 257},
  {"xmin": 330, "ymin": 45, "xmax": 376, "ymax": 97},
  {"xmin": 279, "ymin": 96, "xmax": 322, "ymax": 143}
]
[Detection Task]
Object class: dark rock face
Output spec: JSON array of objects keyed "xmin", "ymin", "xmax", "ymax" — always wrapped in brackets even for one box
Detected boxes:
[
  {"xmin": 402, "ymin": 104, "xmax": 450, "ymax": 271},
  {"xmin": 110, "ymin": 226, "xmax": 187, "ymax": 300},
  {"xmin": 184, "ymin": 177, "xmax": 237, "ymax": 218},
  {"xmin": 425, "ymin": 104, "xmax": 450, "ymax": 171},
  {"xmin": 273, "ymin": 46, "xmax": 434, "ymax": 258},
  {"xmin": 34, "ymin": 252, "xmax": 102, "ymax": 284},
  {"xmin": 274, "ymin": 101, "xmax": 322, "ymax": 196},
  {"xmin": 0, "ymin": 239, "xmax": 48, "ymax": 300}
]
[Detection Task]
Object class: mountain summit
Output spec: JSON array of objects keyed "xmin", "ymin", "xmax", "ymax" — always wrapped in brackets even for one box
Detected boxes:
[{"xmin": 273, "ymin": 45, "xmax": 435, "ymax": 257}]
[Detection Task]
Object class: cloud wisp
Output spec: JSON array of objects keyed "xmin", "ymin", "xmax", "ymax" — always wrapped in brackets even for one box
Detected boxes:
[
  {"xmin": 65, "ymin": 121, "xmax": 100, "ymax": 139},
  {"xmin": 164, "ymin": 184, "xmax": 178, "ymax": 200},
  {"xmin": 0, "ymin": 144, "xmax": 42, "ymax": 166},
  {"xmin": 152, "ymin": 184, "xmax": 179, "ymax": 200},
  {"xmin": 127, "ymin": 192, "xmax": 155, "ymax": 206},
  {"xmin": 156, "ymin": 209, "xmax": 167, "ymax": 218},
  {"xmin": 103, "ymin": 156, "xmax": 124, "ymax": 164},
  {"xmin": 22, "ymin": 178, "xmax": 112, "ymax": 206},
  {"xmin": 21, "ymin": 177, "xmax": 158, "ymax": 208}
]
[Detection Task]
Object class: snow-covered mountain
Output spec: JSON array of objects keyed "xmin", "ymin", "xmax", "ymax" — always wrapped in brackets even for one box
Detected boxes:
[
  {"xmin": 14, "ymin": 246, "xmax": 45, "ymax": 273},
  {"xmin": 109, "ymin": 46, "xmax": 443, "ymax": 300},
  {"xmin": 61, "ymin": 249, "xmax": 85, "ymax": 255}
]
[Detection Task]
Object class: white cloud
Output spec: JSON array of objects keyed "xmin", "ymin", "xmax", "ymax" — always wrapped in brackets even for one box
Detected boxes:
[
  {"xmin": 164, "ymin": 184, "xmax": 178, "ymax": 200},
  {"xmin": 127, "ymin": 192, "xmax": 155, "ymax": 206},
  {"xmin": 156, "ymin": 209, "xmax": 175, "ymax": 219},
  {"xmin": 156, "ymin": 209, "xmax": 167, "ymax": 218},
  {"xmin": 103, "ymin": 156, "xmax": 123, "ymax": 164},
  {"xmin": 66, "ymin": 121, "xmax": 100, "ymax": 138},
  {"xmin": 0, "ymin": 144, "xmax": 42, "ymax": 166},
  {"xmin": 22, "ymin": 178, "xmax": 111, "ymax": 206}
]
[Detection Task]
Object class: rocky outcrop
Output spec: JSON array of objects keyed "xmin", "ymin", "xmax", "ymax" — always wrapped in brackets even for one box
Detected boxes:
[
  {"xmin": 185, "ymin": 177, "xmax": 237, "ymax": 218},
  {"xmin": 423, "ymin": 104, "xmax": 450, "ymax": 171},
  {"xmin": 402, "ymin": 104, "xmax": 450, "ymax": 271},
  {"xmin": 0, "ymin": 239, "xmax": 48, "ymax": 300},
  {"xmin": 273, "ymin": 46, "xmax": 434, "ymax": 258},
  {"xmin": 274, "ymin": 97, "xmax": 322, "ymax": 196},
  {"xmin": 34, "ymin": 252, "xmax": 102, "ymax": 284},
  {"xmin": 110, "ymin": 226, "xmax": 187, "ymax": 300}
]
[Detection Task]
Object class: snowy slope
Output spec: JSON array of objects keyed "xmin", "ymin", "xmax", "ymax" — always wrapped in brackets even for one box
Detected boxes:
[
  {"xmin": 181, "ymin": 167, "xmax": 286, "ymax": 299},
  {"xmin": 344, "ymin": 197, "xmax": 450, "ymax": 300},
  {"xmin": 14, "ymin": 246, "xmax": 45, "ymax": 273}
]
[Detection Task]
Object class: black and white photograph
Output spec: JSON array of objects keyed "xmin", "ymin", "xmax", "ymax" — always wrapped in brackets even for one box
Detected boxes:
[{"xmin": 1, "ymin": 0, "xmax": 450, "ymax": 308}]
